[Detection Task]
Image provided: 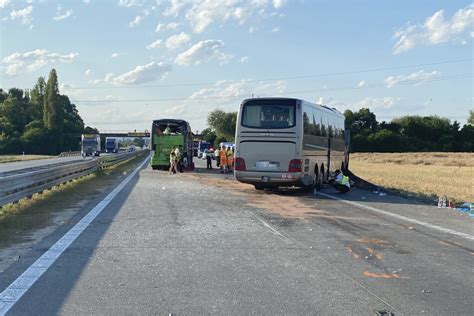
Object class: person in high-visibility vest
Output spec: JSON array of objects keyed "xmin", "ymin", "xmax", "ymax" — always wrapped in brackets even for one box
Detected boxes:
[
  {"xmin": 215, "ymin": 147, "xmax": 220, "ymax": 168},
  {"xmin": 333, "ymin": 170, "xmax": 350, "ymax": 193},
  {"xmin": 226, "ymin": 146, "xmax": 233, "ymax": 173},
  {"xmin": 219, "ymin": 145, "xmax": 227, "ymax": 173}
]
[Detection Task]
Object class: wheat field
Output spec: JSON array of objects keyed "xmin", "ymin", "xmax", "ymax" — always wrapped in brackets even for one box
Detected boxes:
[{"xmin": 349, "ymin": 152, "xmax": 474, "ymax": 202}]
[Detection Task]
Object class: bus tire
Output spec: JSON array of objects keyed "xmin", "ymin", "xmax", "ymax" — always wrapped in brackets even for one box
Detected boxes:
[{"xmin": 254, "ymin": 184, "xmax": 265, "ymax": 190}]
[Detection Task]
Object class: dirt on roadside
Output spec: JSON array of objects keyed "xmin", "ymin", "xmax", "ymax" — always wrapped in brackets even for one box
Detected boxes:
[{"xmin": 180, "ymin": 172, "xmax": 328, "ymax": 220}]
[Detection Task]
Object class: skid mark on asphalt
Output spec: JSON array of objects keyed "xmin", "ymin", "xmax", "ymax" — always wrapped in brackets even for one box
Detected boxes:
[
  {"xmin": 317, "ymin": 192, "xmax": 474, "ymax": 241},
  {"xmin": 244, "ymin": 209, "xmax": 401, "ymax": 314},
  {"xmin": 363, "ymin": 271, "xmax": 401, "ymax": 279}
]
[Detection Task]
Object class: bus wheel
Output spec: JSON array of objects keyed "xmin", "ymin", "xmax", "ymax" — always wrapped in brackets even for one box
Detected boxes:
[{"xmin": 254, "ymin": 184, "xmax": 265, "ymax": 190}]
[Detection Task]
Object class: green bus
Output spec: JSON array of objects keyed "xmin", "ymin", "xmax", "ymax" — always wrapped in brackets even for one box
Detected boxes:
[{"xmin": 150, "ymin": 119, "xmax": 194, "ymax": 170}]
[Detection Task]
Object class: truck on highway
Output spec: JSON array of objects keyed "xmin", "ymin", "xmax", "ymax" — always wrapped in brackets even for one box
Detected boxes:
[
  {"xmin": 105, "ymin": 137, "xmax": 119, "ymax": 153},
  {"xmin": 234, "ymin": 97, "xmax": 348, "ymax": 191},
  {"xmin": 150, "ymin": 119, "xmax": 194, "ymax": 170},
  {"xmin": 81, "ymin": 134, "xmax": 101, "ymax": 157}
]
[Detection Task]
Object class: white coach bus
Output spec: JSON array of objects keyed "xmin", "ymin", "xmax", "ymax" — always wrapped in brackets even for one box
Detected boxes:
[{"xmin": 234, "ymin": 97, "xmax": 348, "ymax": 191}]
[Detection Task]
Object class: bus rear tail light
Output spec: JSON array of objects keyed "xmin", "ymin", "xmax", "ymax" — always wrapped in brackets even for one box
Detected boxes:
[
  {"xmin": 288, "ymin": 159, "xmax": 302, "ymax": 173},
  {"xmin": 234, "ymin": 158, "xmax": 246, "ymax": 171}
]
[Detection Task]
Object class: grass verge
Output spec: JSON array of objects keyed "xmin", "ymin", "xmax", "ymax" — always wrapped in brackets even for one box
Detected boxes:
[{"xmin": 0, "ymin": 155, "xmax": 53, "ymax": 164}]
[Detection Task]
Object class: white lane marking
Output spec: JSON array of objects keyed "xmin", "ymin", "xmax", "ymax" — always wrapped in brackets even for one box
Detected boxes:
[
  {"xmin": 317, "ymin": 192, "xmax": 474, "ymax": 241},
  {"xmin": 0, "ymin": 155, "xmax": 151, "ymax": 315}
]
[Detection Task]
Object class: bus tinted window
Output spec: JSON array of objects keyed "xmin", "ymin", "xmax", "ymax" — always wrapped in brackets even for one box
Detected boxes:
[{"xmin": 242, "ymin": 102, "xmax": 295, "ymax": 129}]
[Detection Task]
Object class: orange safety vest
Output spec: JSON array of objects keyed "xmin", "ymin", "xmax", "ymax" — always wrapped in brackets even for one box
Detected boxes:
[
  {"xmin": 226, "ymin": 150, "xmax": 233, "ymax": 166},
  {"xmin": 220, "ymin": 149, "xmax": 227, "ymax": 165}
]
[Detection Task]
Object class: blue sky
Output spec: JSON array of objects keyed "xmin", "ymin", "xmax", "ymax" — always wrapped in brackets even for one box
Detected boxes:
[{"xmin": 1, "ymin": 0, "xmax": 472, "ymax": 132}]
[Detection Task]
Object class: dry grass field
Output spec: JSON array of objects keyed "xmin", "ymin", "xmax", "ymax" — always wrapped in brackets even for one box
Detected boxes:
[
  {"xmin": 0, "ymin": 155, "xmax": 52, "ymax": 164},
  {"xmin": 349, "ymin": 152, "xmax": 474, "ymax": 203}
]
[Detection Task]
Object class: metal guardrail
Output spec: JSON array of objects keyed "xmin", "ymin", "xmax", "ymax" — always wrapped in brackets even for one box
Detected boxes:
[
  {"xmin": 0, "ymin": 150, "xmax": 149, "ymax": 207},
  {"xmin": 59, "ymin": 151, "xmax": 81, "ymax": 157}
]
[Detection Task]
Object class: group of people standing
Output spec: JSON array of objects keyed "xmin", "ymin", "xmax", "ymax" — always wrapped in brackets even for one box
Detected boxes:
[{"xmin": 209, "ymin": 145, "xmax": 233, "ymax": 173}]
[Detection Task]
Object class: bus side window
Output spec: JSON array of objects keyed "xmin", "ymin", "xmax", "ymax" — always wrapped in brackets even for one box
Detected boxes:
[
  {"xmin": 303, "ymin": 111, "xmax": 310, "ymax": 135},
  {"xmin": 320, "ymin": 112, "xmax": 327, "ymax": 137}
]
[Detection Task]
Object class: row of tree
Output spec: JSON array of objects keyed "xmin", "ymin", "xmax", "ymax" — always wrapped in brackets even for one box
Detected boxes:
[
  {"xmin": 0, "ymin": 69, "xmax": 97, "ymax": 155},
  {"xmin": 201, "ymin": 108, "xmax": 473, "ymax": 152},
  {"xmin": 200, "ymin": 110, "xmax": 238, "ymax": 147},
  {"xmin": 345, "ymin": 108, "xmax": 474, "ymax": 152}
]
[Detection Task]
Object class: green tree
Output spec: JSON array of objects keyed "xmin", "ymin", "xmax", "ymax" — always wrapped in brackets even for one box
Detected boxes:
[
  {"xmin": 468, "ymin": 109, "xmax": 474, "ymax": 125},
  {"xmin": 207, "ymin": 109, "xmax": 237, "ymax": 141},
  {"xmin": 43, "ymin": 69, "xmax": 63, "ymax": 153},
  {"xmin": 201, "ymin": 128, "xmax": 217, "ymax": 146},
  {"xmin": 21, "ymin": 120, "xmax": 47, "ymax": 154},
  {"xmin": 61, "ymin": 95, "xmax": 85, "ymax": 151},
  {"xmin": 30, "ymin": 77, "xmax": 46, "ymax": 121}
]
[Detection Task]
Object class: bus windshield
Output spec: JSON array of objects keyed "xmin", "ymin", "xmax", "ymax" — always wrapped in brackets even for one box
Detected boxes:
[
  {"xmin": 241, "ymin": 101, "xmax": 296, "ymax": 129},
  {"xmin": 83, "ymin": 139, "xmax": 96, "ymax": 146}
]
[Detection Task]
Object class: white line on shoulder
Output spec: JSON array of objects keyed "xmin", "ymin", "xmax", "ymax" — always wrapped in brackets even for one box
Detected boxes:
[{"xmin": 317, "ymin": 192, "xmax": 474, "ymax": 241}]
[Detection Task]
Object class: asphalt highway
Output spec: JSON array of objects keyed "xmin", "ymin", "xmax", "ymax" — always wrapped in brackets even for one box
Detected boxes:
[
  {"xmin": 0, "ymin": 157, "xmax": 472, "ymax": 315},
  {"xmin": 0, "ymin": 153, "xmax": 114, "ymax": 175}
]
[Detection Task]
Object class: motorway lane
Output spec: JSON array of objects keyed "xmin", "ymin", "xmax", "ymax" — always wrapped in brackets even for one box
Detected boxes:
[
  {"xmin": 0, "ymin": 154, "xmax": 114, "ymax": 174},
  {"xmin": 2, "ymin": 158, "xmax": 473, "ymax": 315}
]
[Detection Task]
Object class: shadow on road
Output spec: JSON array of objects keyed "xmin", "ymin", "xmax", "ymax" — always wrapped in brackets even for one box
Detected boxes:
[{"xmin": 0, "ymin": 158, "xmax": 147, "ymax": 315}]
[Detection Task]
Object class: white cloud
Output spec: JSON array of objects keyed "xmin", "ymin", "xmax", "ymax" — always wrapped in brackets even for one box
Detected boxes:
[
  {"xmin": 155, "ymin": 22, "xmax": 180, "ymax": 32},
  {"xmin": 2, "ymin": 49, "xmax": 78, "ymax": 76},
  {"xmin": 272, "ymin": 0, "xmax": 285, "ymax": 9},
  {"xmin": 97, "ymin": 61, "xmax": 172, "ymax": 85},
  {"xmin": 239, "ymin": 56, "xmax": 249, "ymax": 63},
  {"xmin": 0, "ymin": 0, "xmax": 11, "ymax": 8},
  {"xmin": 393, "ymin": 4, "xmax": 474, "ymax": 54},
  {"xmin": 163, "ymin": 0, "xmax": 187, "ymax": 17},
  {"xmin": 111, "ymin": 53, "xmax": 120, "ymax": 58},
  {"xmin": 146, "ymin": 39, "xmax": 162, "ymax": 49},
  {"xmin": 353, "ymin": 97, "xmax": 401, "ymax": 110},
  {"xmin": 358, "ymin": 80, "xmax": 367, "ymax": 87},
  {"xmin": 53, "ymin": 5, "xmax": 73, "ymax": 21},
  {"xmin": 188, "ymin": 79, "xmax": 286, "ymax": 108},
  {"xmin": 118, "ymin": 0, "xmax": 144, "ymax": 7},
  {"xmin": 9, "ymin": 5, "xmax": 33, "ymax": 26},
  {"xmin": 165, "ymin": 32, "xmax": 190, "ymax": 49},
  {"xmin": 83, "ymin": 0, "xmax": 91, "ymax": 4},
  {"xmin": 181, "ymin": 0, "xmax": 286, "ymax": 33},
  {"xmin": 129, "ymin": 15, "xmax": 142, "ymax": 27},
  {"xmin": 384, "ymin": 70, "xmax": 441, "ymax": 88},
  {"xmin": 85, "ymin": 69, "xmax": 92, "ymax": 76},
  {"xmin": 175, "ymin": 39, "xmax": 232, "ymax": 66},
  {"xmin": 271, "ymin": 26, "xmax": 280, "ymax": 32}
]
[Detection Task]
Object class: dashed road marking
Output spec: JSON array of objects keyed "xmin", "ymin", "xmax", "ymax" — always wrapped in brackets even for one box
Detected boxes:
[
  {"xmin": 0, "ymin": 155, "xmax": 151, "ymax": 315},
  {"xmin": 317, "ymin": 192, "xmax": 474, "ymax": 241}
]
